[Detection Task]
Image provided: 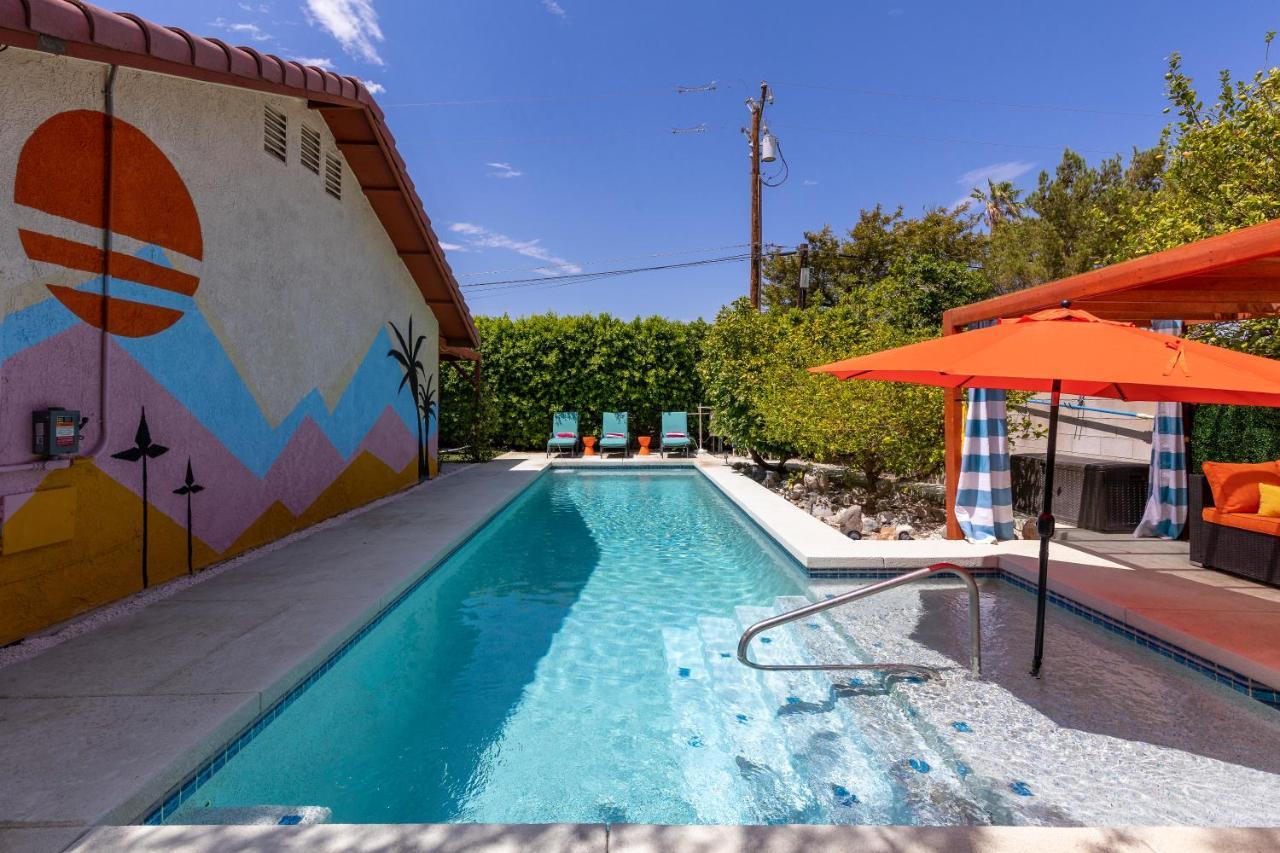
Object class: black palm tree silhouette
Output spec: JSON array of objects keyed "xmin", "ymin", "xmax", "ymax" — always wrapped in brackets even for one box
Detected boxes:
[
  {"xmin": 388, "ymin": 318, "xmax": 428, "ymax": 480},
  {"xmin": 112, "ymin": 407, "xmax": 169, "ymax": 589},
  {"xmin": 172, "ymin": 459, "xmax": 205, "ymax": 575},
  {"xmin": 417, "ymin": 374, "xmax": 437, "ymax": 476}
]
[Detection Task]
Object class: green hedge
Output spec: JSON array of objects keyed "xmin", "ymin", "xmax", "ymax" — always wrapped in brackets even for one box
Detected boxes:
[
  {"xmin": 440, "ymin": 313, "xmax": 707, "ymax": 451},
  {"xmin": 1191, "ymin": 405, "xmax": 1280, "ymax": 471}
]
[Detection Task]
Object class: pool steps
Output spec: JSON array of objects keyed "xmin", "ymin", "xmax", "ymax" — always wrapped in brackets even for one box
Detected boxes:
[{"xmin": 662, "ymin": 597, "xmax": 998, "ymax": 825}]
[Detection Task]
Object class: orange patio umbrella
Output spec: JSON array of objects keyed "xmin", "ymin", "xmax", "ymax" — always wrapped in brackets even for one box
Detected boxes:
[{"xmin": 810, "ymin": 305, "xmax": 1280, "ymax": 677}]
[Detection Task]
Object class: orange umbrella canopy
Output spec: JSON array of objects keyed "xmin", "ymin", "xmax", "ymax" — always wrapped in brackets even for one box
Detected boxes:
[{"xmin": 810, "ymin": 308, "xmax": 1280, "ymax": 406}]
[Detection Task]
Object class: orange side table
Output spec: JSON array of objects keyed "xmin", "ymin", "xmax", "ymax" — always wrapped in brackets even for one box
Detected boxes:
[
  {"xmin": 582, "ymin": 436, "xmax": 597, "ymax": 457},
  {"xmin": 637, "ymin": 436, "xmax": 651, "ymax": 456}
]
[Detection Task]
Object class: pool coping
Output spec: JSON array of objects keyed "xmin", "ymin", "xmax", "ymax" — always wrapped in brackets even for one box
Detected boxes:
[{"xmin": 62, "ymin": 821, "xmax": 1280, "ymax": 852}]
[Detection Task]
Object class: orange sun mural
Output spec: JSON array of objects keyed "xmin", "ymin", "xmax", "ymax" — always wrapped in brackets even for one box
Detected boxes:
[{"xmin": 14, "ymin": 110, "xmax": 203, "ymax": 337}]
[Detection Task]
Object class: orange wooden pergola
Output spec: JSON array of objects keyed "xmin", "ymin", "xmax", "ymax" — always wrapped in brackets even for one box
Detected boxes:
[{"xmin": 941, "ymin": 218, "xmax": 1280, "ymax": 540}]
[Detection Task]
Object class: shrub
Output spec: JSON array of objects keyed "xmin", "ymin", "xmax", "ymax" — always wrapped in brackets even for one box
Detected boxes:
[
  {"xmin": 440, "ymin": 313, "xmax": 707, "ymax": 451},
  {"xmin": 1191, "ymin": 405, "xmax": 1280, "ymax": 471}
]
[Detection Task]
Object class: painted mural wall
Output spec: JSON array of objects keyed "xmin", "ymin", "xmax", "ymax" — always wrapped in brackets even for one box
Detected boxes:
[{"xmin": 0, "ymin": 50, "xmax": 440, "ymax": 645}]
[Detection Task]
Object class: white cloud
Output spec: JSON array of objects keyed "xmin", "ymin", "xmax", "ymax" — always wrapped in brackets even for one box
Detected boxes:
[
  {"xmin": 239, "ymin": 3, "xmax": 271, "ymax": 12},
  {"xmin": 303, "ymin": 0, "xmax": 385, "ymax": 65},
  {"xmin": 802, "ymin": 179, "xmax": 819, "ymax": 186},
  {"xmin": 485, "ymin": 161, "xmax": 523, "ymax": 179},
  {"xmin": 211, "ymin": 18, "xmax": 272, "ymax": 41},
  {"xmin": 291, "ymin": 55, "xmax": 336, "ymax": 69},
  {"xmin": 449, "ymin": 222, "xmax": 581, "ymax": 274},
  {"xmin": 363, "ymin": 80, "xmax": 385, "ymax": 94},
  {"xmin": 542, "ymin": 0, "xmax": 567, "ymax": 17},
  {"xmin": 956, "ymin": 160, "xmax": 1035, "ymax": 189},
  {"xmin": 438, "ymin": 242, "xmax": 468, "ymax": 252}
]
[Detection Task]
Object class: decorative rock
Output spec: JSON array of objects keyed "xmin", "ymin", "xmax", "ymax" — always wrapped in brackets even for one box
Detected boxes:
[
  {"xmin": 763, "ymin": 471, "xmax": 780, "ymax": 488},
  {"xmin": 811, "ymin": 505, "xmax": 834, "ymax": 521},
  {"xmin": 896, "ymin": 524, "xmax": 914, "ymax": 541}
]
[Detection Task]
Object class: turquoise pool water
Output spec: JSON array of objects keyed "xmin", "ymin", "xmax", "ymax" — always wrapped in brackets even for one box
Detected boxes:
[{"xmin": 169, "ymin": 469, "xmax": 808, "ymax": 824}]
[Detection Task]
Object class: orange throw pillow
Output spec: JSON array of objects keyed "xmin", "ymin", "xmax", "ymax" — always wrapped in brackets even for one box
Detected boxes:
[{"xmin": 1201, "ymin": 461, "xmax": 1280, "ymax": 514}]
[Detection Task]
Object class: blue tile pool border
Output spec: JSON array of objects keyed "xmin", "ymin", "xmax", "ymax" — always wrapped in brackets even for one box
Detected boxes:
[{"xmin": 808, "ymin": 566, "xmax": 1280, "ymax": 710}]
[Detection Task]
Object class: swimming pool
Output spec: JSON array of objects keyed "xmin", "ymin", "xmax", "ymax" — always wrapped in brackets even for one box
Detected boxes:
[
  {"xmin": 166, "ymin": 469, "xmax": 808, "ymax": 825},
  {"xmin": 159, "ymin": 468, "xmax": 1280, "ymax": 827}
]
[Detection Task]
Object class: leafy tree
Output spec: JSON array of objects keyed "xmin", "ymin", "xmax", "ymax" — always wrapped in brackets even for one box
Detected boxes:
[
  {"xmin": 700, "ymin": 300, "xmax": 944, "ymax": 501},
  {"xmin": 1114, "ymin": 46, "xmax": 1280, "ymax": 464},
  {"xmin": 697, "ymin": 300, "xmax": 798, "ymax": 470},
  {"xmin": 761, "ymin": 205, "xmax": 985, "ymax": 309},
  {"xmin": 984, "ymin": 148, "xmax": 1162, "ymax": 293},
  {"xmin": 865, "ymin": 255, "xmax": 994, "ymax": 334}
]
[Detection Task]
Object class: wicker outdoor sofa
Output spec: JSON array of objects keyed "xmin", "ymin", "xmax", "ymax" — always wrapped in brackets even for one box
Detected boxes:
[{"xmin": 1189, "ymin": 473, "xmax": 1280, "ymax": 587}]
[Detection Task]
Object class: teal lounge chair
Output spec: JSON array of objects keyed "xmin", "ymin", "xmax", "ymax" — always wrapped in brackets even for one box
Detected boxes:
[
  {"xmin": 546, "ymin": 411, "xmax": 579, "ymax": 457},
  {"xmin": 660, "ymin": 411, "xmax": 693, "ymax": 457},
  {"xmin": 599, "ymin": 412, "xmax": 630, "ymax": 458}
]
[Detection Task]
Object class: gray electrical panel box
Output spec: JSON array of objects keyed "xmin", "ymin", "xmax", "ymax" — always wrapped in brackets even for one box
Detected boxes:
[{"xmin": 32, "ymin": 408, "xmax": 80, "ymax": 457}]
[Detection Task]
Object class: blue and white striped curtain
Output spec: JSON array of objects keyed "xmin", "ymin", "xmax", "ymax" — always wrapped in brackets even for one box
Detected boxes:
[
  {"xmin": 955, "ymin": 321, "xmax": 1015, "ymax": 543},
  {"xmin": 1135, "ymin": 320, "xmax": 1188, "ymax": 539}
]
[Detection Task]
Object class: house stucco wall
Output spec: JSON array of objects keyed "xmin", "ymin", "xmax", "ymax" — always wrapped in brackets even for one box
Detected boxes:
[{"xmin": 0, "ymin": 49, "xmax": 441, "ymax": 644}]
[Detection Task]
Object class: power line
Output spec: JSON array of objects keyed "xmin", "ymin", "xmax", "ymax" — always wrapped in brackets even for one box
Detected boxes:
[
  {"xmin": 772, "ymin": 80, "xmax": 1162, "ymax": 118},
  {"xmin": 384, "ymin": 82, "xmax": 721, "ymax": 108},
  {"xmin": 453, "ymin": 242, "xmax": 753, "ymax": 277},
  {"xmin": 461, "ymin": 251, "xmax": 781, "ymax": 293},
  {"xmin": 789, "ymin": 124, "xmax": 1113, "ymax": 155}
]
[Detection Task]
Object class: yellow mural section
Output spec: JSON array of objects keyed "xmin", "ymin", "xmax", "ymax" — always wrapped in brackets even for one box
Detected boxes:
[{"xmin": 0, "ymin": 454, "xmax": 417, "ymax": 646}]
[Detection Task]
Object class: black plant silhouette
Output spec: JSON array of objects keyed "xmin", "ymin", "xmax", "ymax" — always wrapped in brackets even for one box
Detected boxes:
[
  {"xmin": 417, "ymin": 374, "xmax": 437, "ymax": 474},
  {"xmin": 388, "ymin": 317, "xmax": 429, "ymax": 480},
  {"xmin": 112, "ymin": 407, "xmax": 169, "ymax": 589},
  {"xmin": 172, "ymin": 459, "xmax": 205, "ymax": 575}
]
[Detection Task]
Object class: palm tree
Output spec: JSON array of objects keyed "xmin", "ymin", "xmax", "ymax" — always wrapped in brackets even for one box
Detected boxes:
[
  {"xmin": 387, "ymin": 318, "xmax": 428, "ymax": 480},
  {"xmin": 417, "ymin": 374, "xmax": 437, "ymax": 478},
  {"xmin": 172, "ymin": 459, "xmax": 205, "ymax": 575},
  {"xmin": 969, "ymin": 178, "xmax": 1023, "ymax": 228},
  {"xmin": 112, "ymin": 407, "xmax": 169, "ymax": 589}
]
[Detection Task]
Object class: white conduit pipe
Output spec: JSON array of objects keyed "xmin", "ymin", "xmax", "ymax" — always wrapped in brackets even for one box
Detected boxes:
[{"xmin": 0, "ymin": 64, "xmax": 118, "ymax": 475}]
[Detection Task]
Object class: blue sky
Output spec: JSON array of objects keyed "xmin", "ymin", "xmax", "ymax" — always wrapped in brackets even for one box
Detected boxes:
[{"xmin": 123, "ymin": 1, "xmax": 1277, "ymax": 321}]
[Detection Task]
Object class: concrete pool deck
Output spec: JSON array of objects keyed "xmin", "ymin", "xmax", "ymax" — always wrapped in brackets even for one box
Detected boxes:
[{"xmin": 1, "ymin": 454, "xmax": 1278, "ymax": 852}]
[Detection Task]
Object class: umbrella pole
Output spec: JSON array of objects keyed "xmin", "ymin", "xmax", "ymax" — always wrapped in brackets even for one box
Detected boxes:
[{"xmin": 1031, "ymin": 378, "xmax": 1062, "ymax": 678}]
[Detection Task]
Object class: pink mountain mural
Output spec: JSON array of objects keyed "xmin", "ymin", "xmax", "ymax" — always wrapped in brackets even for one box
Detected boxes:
[{"xmin": 3, "ymin": 323, "xmax": 417, "ymax": 553}]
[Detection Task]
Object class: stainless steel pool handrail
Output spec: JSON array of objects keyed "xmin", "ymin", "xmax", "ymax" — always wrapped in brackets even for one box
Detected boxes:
[{"xmin": 736, "ymin": 562, "xmax": 982, "ymax": 680}]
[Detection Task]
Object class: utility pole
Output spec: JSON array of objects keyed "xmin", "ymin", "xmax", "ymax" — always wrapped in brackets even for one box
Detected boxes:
[
  {"xmin": 747, "ymin": 81, "xmax": 771, "ymax": 310},
  {"xmin": 797, "ymin": 243, "xmax": 810, "ymax": 309}
]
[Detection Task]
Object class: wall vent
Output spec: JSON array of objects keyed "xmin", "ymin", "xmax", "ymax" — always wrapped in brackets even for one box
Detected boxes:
[
  {"xmin": 300, "ymin": 125, "xmax": 321, "ymax": 174},
  {"xmin": 324, "ymin": 153, "xmax": 343, "ymax": 199},
  {"xmin": 264, "ymin": 105, "xmax": 288, "ymax": 162}
]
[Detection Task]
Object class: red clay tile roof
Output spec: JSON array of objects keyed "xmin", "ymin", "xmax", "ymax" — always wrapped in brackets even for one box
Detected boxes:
[{"xmin": 0, "ymin": 0, "xmax": 480, "ymax": 353}]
